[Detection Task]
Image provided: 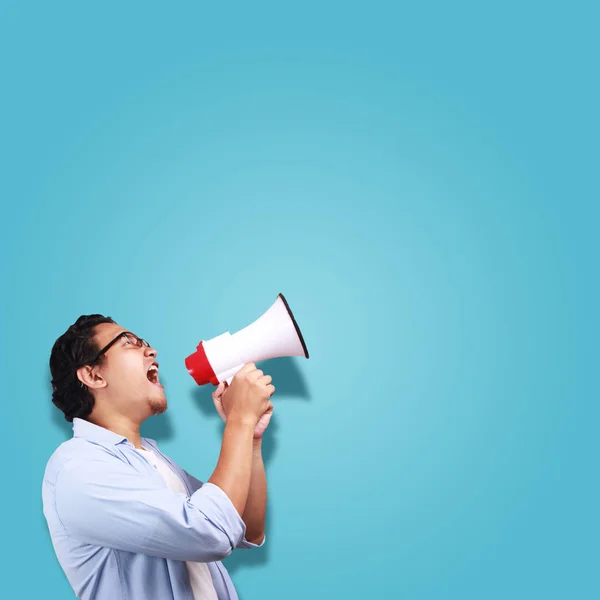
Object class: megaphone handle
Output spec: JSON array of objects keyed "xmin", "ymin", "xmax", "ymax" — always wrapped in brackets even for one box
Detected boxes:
[{"xmin": 217, "ymin": 363, "xmax": 245, "ymax": 386}]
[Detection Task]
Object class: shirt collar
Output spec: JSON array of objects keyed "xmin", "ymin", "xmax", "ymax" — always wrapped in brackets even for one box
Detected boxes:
[{"xmin": 72, "ymin": 417, "xmax": 129, "ymax": 446}]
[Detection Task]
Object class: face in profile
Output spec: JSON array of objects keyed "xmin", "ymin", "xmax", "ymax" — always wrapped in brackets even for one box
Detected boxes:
[{"xmin": 78, "ymin": 322, "xmax": 167, "ymax": 419}]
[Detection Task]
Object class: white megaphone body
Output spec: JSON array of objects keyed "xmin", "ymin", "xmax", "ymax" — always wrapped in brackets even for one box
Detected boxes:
[{"xmin": 185, "ymin": 293, "xmax": 309, "ymax": 386}]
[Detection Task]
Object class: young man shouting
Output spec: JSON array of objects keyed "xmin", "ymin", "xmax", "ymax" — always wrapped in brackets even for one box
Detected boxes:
[{"xmin": 42, "ymin": 314, "xmax": 274, "ymax": 600}]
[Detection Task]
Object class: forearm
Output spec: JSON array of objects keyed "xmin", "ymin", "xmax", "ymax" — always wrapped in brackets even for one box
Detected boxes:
[
  {"xmin": 241, "ymin": 439, "xmax": 267, "ymax": 544},
  {"xmin": 208, "ymin": 416, "xmax": 255, "ymax": 516}
]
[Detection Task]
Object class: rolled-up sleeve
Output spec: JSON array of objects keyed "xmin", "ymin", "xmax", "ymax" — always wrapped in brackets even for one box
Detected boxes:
[
  {"xmin": 183, "ymin": 469, "xmax": 266, "ymax": 550},
  {"xmin": 55, "ymin": 457, "xmax": 253, "ymax": 562},
  {"xmin": 236, "ymin": 534, "xmax": 266, "ymax": 549}
]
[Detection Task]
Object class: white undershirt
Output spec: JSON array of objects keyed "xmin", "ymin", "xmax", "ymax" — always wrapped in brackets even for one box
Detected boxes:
[{"xmin": 135, "ymin": 447, "xmax": 218, "ymax": 600}]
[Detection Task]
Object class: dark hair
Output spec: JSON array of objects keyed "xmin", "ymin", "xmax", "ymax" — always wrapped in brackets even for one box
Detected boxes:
[{"xmin": 50, "ymin": 314, "xmax": 116, "ymax": 422}]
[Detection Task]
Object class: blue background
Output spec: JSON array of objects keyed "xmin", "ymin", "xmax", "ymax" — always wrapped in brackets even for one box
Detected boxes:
[{"xmin": 1, "ymin": 1, "xmax": 598, "ymax": 598}]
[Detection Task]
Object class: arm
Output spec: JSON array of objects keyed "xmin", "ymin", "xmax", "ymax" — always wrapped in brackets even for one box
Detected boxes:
[
  {"xmin": 207, "ymin": 366, "xmax": 273, "ymax": 517},
  {"xmin": 183, "ymin": 439, "xmax": 266, "ymax": 550},
  {"xmin": 55, "ymin": 417, "xmax": 256, "ymax": 563},
  {"xmin": 207, "ymin": 414, "xmax": 255, "ymax": 516},
  {"xmin": 240, "ymin": 438, "xmax": 267, "ymax": 545},
  {"xmin": 183, "ymin": 449, "xmax": 266, "ymax": 549},
  {"xmin": 207, "ymin": 373, "xmax": 272, "ymax": 549}
]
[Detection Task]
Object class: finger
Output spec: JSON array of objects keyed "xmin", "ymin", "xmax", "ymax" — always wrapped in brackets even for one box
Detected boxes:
[
  {"xmin": 258, "ymin": 374, "xmax": 272, "ymax": 385},
  {"xmin": 248, "ymin": 368, "xmax": 264, "ymax": 381},
  {"xmin": 212, "ymin": 382, "xmax": 226, "ymax": 401},
  {"xmin": 239, "ymin": 363, "xmax": 256, "ymax": 374},
  {"xmin": 212, "ymin": 395, "xmax": 227, "ymax": 421},
  {"xmin": 267, "ymin": 384, "xmax": 275, "ymax": 395}
]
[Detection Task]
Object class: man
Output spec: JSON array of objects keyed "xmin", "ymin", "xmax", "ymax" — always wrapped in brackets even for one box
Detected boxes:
[{"xmin": 42, "ymin": 314, "xmax": 275, "ymax": 600}]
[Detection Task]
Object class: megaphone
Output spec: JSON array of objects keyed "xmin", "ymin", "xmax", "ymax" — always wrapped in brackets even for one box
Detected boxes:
[{"xmin": 185, "ymin": 293, "xmax": 309, "ymax": 386}]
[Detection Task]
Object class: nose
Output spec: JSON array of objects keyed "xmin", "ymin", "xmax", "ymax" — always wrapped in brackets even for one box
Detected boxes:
[{"xmin": 145, "ymin": 345, "xmax": 157, "ymax": 359}]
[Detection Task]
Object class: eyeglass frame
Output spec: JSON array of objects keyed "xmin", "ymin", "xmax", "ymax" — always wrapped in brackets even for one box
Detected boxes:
[{"xmin": 78, "ymin": 331, "xmax": 151, "ymax": 369}]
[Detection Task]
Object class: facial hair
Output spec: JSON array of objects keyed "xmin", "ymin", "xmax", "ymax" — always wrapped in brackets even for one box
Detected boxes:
[{"xmin": 149, "ymin": 395, "xmax": 168, "ymax": 416}]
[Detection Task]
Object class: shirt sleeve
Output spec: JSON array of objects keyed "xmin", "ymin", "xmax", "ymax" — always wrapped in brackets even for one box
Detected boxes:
[
  {"xmin": 55, "ymin": 456, "xmax": 252, "ymax": 562},
  {"xmin": 182, "ymin": 469, "xmax": 266, "ymax": 550},
  {"xmin": 236, "ymin": 534, "xmax": 266, "ymax": 549}
]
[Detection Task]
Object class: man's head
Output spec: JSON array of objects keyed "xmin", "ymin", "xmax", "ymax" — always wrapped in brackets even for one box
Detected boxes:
[{"xmin": 50, "ymin": 314, "xmax": 167, "ymax": 424}]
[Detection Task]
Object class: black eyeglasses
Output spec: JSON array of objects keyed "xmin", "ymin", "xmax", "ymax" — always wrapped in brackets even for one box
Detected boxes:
[{"xmin": 82, "ymin": 331, "xmax": 151, "ymax": 366}]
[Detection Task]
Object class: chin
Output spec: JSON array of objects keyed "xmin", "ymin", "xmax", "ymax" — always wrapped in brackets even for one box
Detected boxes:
[{"xmin": 149, "ymin": 394, "xmax": 168, "ymax": 416}]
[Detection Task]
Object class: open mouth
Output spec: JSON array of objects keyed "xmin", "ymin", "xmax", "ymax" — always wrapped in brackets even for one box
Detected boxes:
[{"xmin": 147, "ymin": 363, "xmax": 161, "ymax": 386}]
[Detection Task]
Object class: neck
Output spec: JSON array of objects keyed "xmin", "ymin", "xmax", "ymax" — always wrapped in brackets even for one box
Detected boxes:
[{"xmin": 89, "ymin": 413, "xmax": 143, "ymax": 449}]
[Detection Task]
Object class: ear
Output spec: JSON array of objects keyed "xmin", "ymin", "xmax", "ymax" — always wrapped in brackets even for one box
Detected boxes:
[{"xmin": 76, "ymin": 365, "xmax": 107, "ymax": 391}]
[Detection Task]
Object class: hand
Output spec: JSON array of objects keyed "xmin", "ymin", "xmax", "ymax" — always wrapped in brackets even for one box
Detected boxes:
[
  {"xmin": 212, "ymin": 382, "xmax": 274, "ymax": 440},
  {"xmin": 212, "ymin": 364, "xmax": 275, "ymax": 439}
]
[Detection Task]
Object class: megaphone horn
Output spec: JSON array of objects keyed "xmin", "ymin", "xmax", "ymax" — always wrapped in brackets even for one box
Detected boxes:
[{"xmin": 185, "ymin": 293, "xmax": 309, "ymax": 386}]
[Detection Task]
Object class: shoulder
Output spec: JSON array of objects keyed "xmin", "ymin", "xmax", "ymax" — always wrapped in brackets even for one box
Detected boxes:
[{"xmin": 43, "ymin": 438, "xmax": 118, "ymax": 488}]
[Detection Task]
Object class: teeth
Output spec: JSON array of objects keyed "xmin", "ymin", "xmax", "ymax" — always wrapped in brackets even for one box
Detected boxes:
[{"xmin": 147, "ymin": 365, "xmax": 159, "ymax": 384}]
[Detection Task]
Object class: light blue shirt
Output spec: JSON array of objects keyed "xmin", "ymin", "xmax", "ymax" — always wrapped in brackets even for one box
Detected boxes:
[{"xmin": 42, "ymin": 418, "xmax": 264, "ymax": 600}]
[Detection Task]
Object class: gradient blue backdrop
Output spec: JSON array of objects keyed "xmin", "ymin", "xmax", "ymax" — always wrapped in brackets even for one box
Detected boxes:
[{"xmin": 1, "ymin": 2, "xmax": 598, "ymax": 599}]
